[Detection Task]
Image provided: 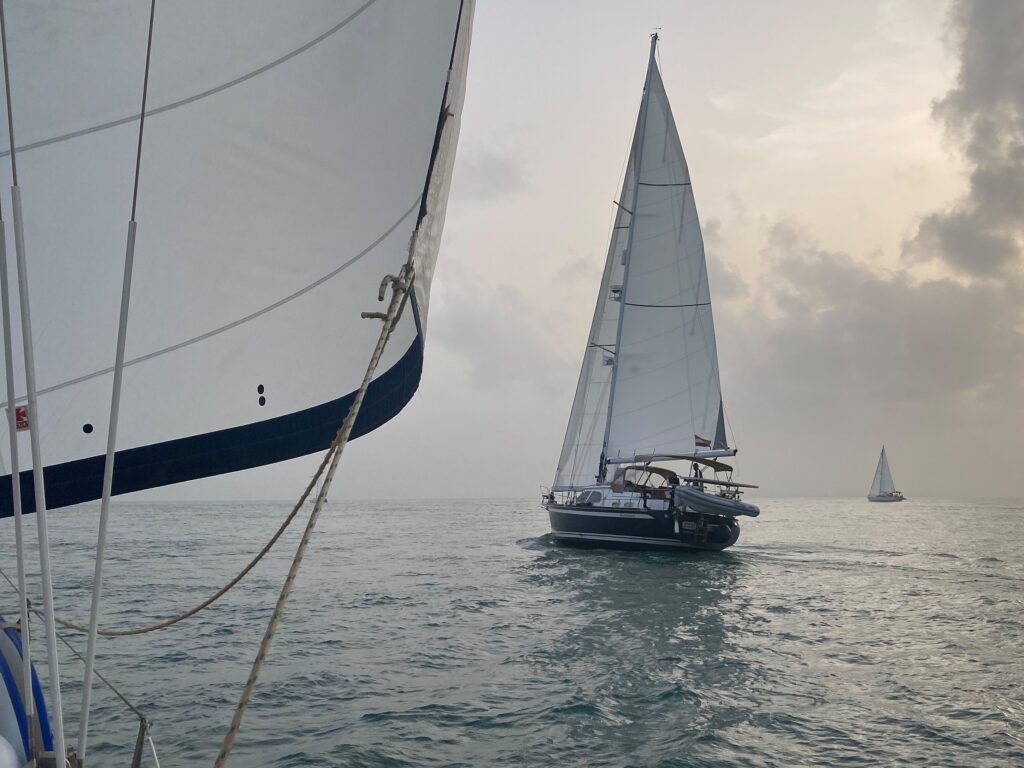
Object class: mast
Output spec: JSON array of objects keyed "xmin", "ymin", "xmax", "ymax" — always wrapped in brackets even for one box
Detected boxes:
[
  {"xmin": 0, "ymin": 1, "xmax": 67, "ymax": 761},
  {"xmin": 599, "ymin": 33, "xmax": 658, "ymax": 481}
]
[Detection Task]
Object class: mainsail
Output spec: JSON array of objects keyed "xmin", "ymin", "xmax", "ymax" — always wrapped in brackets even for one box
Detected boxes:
[
  {"xmin": 0, "ymin": 0, "xmax": 474, "ymax": 515},
  {"xmin": 553, "ymin": 36, "xmax": 727, "ymax": 491},
  {"xmin": 869, "ymin": 447, "xmax": 896, "ymax": 496}
]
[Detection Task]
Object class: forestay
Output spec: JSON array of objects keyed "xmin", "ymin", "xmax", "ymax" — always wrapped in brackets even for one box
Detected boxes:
[
  {"xmin": 553, "ymin": 38, "xmax": 727, "ymax": 491},
  {"xmin": 0, "ymin": 0, "xmax": 473, "ymax": 514}
]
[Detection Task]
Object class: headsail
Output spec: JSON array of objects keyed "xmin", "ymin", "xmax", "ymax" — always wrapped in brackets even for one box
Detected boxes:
[
  {"xmin": 553, "ymin": 36, "xmax": 727, "ymax": 491},
  {"xmin": 0, "ymin": 0, "xmax": 474, "ymax": 515},
  {"xmin": 869, "ymin": 447, "xmax": 896, "ymax": 496},
  {"xmin": 552, "ymin": 131, "xmax": 635, "ymax": 490}
]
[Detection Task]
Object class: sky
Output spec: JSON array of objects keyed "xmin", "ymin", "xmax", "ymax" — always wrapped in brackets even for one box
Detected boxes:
[{"xmin": 158, "ymin": 0, "xmax": 1023, "ymax": 502}]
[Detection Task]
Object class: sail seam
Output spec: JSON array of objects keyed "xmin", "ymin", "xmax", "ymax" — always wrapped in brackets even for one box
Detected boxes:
[
  {"xmin": 621, "ymin": 300, "xmax": 710, "ymax": 308},
  {"xmin": 0, "ymin": 0, "xmax": 380, "ymax": 158},
  {"xmin": 0, "ymin": 197, "xmax": 420, "ymax": 408}
]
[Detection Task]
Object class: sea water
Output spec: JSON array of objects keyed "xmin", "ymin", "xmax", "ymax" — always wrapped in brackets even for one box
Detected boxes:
[{"xmin": 2, "ymin": 497, "xmax": 1022, "ymax": 767}]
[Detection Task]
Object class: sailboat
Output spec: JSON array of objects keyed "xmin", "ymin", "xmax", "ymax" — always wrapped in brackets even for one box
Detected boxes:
[
  {"xmin": 0, "ymin": 1, "xmax": 474, "ymax": 765},
  {"xmin": 543, "ymin": 35, "xmax": 759, "ymax": 552},
  {"xmin": 868, "ymin": 446, "xmax": 905, "ymax": 502},
  {"xmin": 309, "ymin": 477, "xmax": 328, "ymax": 506},
  {"xmin": 312, "ymin": 481, "xmax": 327, "ymax": 505}
]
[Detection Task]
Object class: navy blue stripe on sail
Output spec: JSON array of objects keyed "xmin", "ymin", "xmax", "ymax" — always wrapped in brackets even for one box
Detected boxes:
[{"xmin": 0, "ymin": 336, "xmax": 423, "ymax": 517}]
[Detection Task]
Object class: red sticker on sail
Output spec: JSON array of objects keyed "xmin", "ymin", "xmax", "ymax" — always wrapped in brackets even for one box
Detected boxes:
[{"xmin": 15, "ymin": 406, "xmax": 28, "ymax": 432}]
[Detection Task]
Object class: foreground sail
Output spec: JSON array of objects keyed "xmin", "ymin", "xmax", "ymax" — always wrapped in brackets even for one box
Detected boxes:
[
  {"xmin": 0, "ymin": 1, "xmax": 473, "ymax": 516},
  {"xmin": 544, "ymin": 35, "xmax": 759, "ymax": 552},
  {"xmin": 0, "ymin": 2, "xmax": 474, "ymax": 766},
  {"xmin": 868, "ymin": 446, "xmax": 905, "ymax": 502}
]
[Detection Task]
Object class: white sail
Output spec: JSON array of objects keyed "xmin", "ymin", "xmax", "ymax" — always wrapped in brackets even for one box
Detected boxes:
[
  {"xmin": 869, "ymin": 447, "xmax": 896, "ymax": 496},
  {"xmin": 552, "ymin": 135, "xmax": 635, "ymax": 490},
  {"xmin": 0, "ymin": 0, "xmax": 474, "ymax": 514},
  {"xmin": 553, "ymin": 38, "xmax": 726, "ymax": 490}
]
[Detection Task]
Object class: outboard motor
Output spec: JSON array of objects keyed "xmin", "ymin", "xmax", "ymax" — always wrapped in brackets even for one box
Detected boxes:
[{"xmin": 673, "ymin": 507, "xmax": 741, "ymax": 550}]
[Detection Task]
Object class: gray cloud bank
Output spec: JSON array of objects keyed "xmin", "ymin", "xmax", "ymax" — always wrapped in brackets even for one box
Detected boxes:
[
  {"xmin": 713, "ymin": 0, "xmax": 1024, "ymax": 496},
  {"xmin": 905, "ymin": 0, "xmax": 1024, "ymax": 277}
]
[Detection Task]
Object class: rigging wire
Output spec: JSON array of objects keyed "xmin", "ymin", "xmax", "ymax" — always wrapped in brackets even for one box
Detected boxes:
[
  {"xmin": 0, "ymin": 0, "xmax": 380, "ymax": 160},
  {"xmin": 0, "ymin": 45, "xmax": 34, "ymax": 755},
  {"xmin": 0, "ymin": 197, "xmax": 420, "ymax": 410},
  {"xmin": 0, "ymin": 569, "xmax": 161, "ymax": 765},
  {"xmin": 0, "ymin": 0, "xmax": 68, "ymax": 761},
  {"xmin": 215, "ymin": 2, "xmax": 467, "ymax": 761},
  {"xmin": 78, "ymin": 1, "xmax": 158, "ymax": 760},
  {"xmin": 34, "ymin": 449, "xmax": 334, "ymax": 638},
  {"xmin": 214, "ymin": 266, "xmax": 415, "ymax": 768}
]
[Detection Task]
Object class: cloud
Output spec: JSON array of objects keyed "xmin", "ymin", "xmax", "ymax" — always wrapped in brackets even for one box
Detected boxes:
[
  {"xmin": 452, "ymin": 147, "xmax": 525, "ymax": 203},
  {"xmin": 904, "ymin": 0, "xmax": 1024, "ymax": 277},
  {"xmin": 430, "ymin": 277, "xmax": 573, "ymax": 393},
  {"xmin": 746, "ymin": 222, "xmax": 1023, "ymax": 406},
  {"xmin": 703, "ymin": 217, "xmax": 748, "ymax": 303},
  {"xmin": 714, "ymin": 221, "xmax": 1024, "ymax": 495}
]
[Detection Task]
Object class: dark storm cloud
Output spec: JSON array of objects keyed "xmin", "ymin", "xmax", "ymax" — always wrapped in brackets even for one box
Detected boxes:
[
  {"xmin": 716, "ymin": 221, "xmax": 1023, "ymax": 495},
  {"xmin": 739, "ymin": 222, "xmax": 1024, "ymax": 410},
  {"xmin": 904, "ymin": 0, "xmax": 1024, "ymax": 277}
]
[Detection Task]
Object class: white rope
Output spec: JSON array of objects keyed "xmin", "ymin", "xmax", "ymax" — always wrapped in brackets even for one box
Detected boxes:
[{"xmin": 214, "ymin": 264, "xmax": 414, "ymax": 768}]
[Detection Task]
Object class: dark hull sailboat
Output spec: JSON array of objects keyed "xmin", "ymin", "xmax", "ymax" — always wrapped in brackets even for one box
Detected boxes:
[
  {"xmin": 547, "ymin": 503, "xmax": 740, "ymax": 551},
  {"xmin": 543, "ymin": 35, "xmax": 759, "ymax": 552}
]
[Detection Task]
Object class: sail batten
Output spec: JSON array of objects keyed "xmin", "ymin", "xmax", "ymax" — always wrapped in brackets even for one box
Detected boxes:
[{"xmin": 552, "ymin": 36, "xmax": 727, "ymax": 490}]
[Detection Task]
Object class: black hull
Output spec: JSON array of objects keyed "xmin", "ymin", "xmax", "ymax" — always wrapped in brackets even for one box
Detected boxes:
[{"xmin": 546, "ymin": 504, "xmax": 740, "ymax": 552}]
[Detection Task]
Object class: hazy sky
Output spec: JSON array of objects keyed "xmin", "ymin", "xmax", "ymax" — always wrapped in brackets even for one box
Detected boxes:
[{"xmin": 155, "ymin": 0, "xmax": 1023, "ymax": 502}]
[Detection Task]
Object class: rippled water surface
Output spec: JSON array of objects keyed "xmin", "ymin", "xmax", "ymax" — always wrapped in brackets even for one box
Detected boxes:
[{"xmin": 2, "ymin": 497, "xmax": 1023, "ymax": 766}]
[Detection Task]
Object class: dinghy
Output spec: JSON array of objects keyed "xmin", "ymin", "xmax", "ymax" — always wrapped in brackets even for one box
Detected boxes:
[{"xmin": 543, "ymin": 35, "xmax": 760, "ymax": 552}]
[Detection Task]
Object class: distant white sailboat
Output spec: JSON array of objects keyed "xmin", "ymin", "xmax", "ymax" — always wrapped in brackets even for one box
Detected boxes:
[
  {"xmin": 868, "ymin": 447, "xmax": 905, "ymax": 502},
  {"xmin": 309, "ymin": 477, "xmax": 328, "ymax": 506},
  {"xmin": 542, "ymin": 35, "xmax": 760, "ymax": 552}
]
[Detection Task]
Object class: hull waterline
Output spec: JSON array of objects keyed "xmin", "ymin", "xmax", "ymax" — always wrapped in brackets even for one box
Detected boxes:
[{"xmin": 546, "ymin": 503, "xmax": 740, "ymax": 552}]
